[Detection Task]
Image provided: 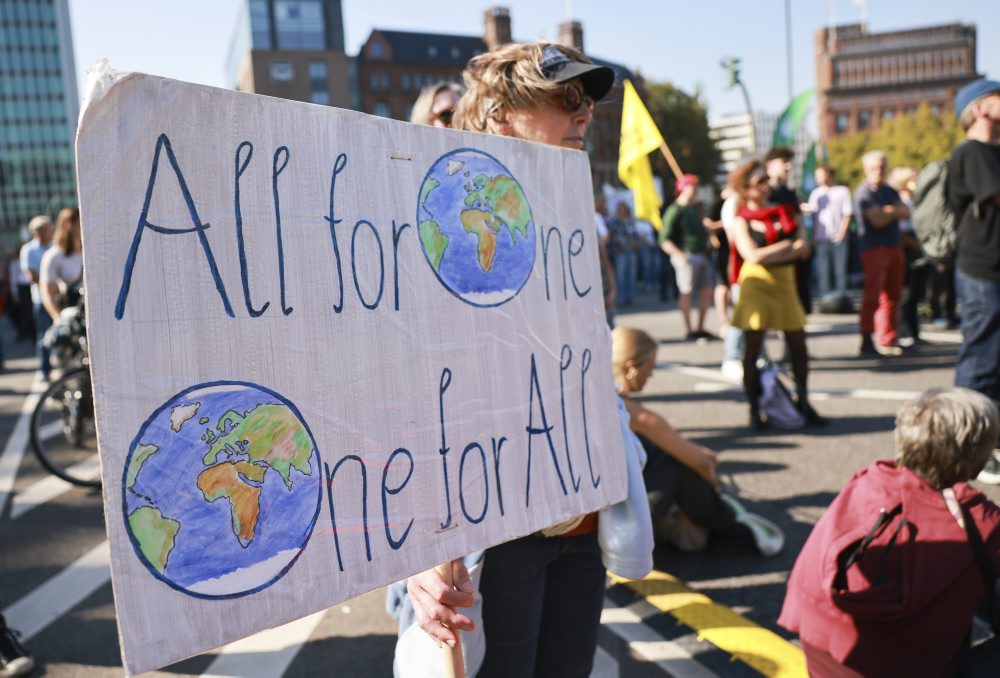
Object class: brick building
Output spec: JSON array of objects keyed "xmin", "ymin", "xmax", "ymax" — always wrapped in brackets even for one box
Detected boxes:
[
  {"xmin": 356, "ymin": 7, "xmax": 638, "ymax": 189},
  {"xmin": 814, "ymin": 22, "xmax": 979, "ymax": 140}
]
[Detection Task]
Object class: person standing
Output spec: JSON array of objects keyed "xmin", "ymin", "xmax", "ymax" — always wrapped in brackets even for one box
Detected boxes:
[
  {"xmin": 661, "ymin": 174, "xmax": 714, "ymax": 340},
  {"xmin": 765, "ymin": 147, "xmax": 812, "ymax": 314},
  {"xmin": 607, "ymin": 202, "xmax": 641, "ymax": 306},
  {"xmin": 887, "ymin": 166, "xmax": 926, "ymax": 346},
  {"xmin": 19, "ymin": 215, "xmax": 53, "ymax": 380},
  {"xmin": 804, "ymin": 165, "xmax": 853, "ymax": 300},
  {"xmin": 949, "ymin": 78, "xmax": 1000, "ymax": 483},
  {"xmin": 854, "ymin": 150, "xmax": 908, "ymax": 357}
]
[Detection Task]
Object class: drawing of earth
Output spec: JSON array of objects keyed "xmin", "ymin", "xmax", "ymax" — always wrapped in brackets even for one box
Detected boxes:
[
  {"xmin": 122, "ymin": 382, "xmax": 322, "ymax": 599},
  {"xmin": 417, "ymin": 148, "xmax": 536, "ymax": 306}
]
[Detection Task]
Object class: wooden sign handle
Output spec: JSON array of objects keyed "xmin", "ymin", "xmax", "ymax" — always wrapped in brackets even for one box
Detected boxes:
[{"xmin": 435, "ymin": 561, "xmax": 466, "ymax": 678}]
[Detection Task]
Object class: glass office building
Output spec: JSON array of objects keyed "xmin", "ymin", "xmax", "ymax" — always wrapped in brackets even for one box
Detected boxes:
[
  {"xmin": 226, "ymin": 1, "xmax": 351, "ymax": 109},
  {"xmin": 0, "ymin": 0, "xmax": 79, "ymax": 244}
]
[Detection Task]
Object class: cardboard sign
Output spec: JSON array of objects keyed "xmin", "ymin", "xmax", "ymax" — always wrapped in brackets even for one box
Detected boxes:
[{"xmin": 76, "ymin": 71, "xmax": 627, "ymax": 674}]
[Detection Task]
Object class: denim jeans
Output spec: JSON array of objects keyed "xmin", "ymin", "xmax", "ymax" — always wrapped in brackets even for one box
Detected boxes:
[
  {"xmin": 478, "ymin": 531, "xmax": 605, "ymax": 677},
  {"xmin": 613, "ymin": 251, "xmax": 637, "ymax": 305},
  {"xmin": 34, "ymin": 303, "xmax": 52, "ymax": 379},
  {"xmin": 955, "ymin": 269, "xmax": 1000, "ymax": 404},
  {"xmin": 814, "ymin": 239, "xmax": 848, "ymax": 298}
]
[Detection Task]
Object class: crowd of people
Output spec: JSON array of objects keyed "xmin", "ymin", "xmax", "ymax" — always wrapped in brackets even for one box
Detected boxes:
[{"xmin": 1, "ymin": 34, "xmax": 997, "ymax": 678}]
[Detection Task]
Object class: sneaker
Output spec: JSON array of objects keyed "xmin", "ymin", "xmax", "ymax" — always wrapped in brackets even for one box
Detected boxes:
[
  {"xmin": 0, "ymin": 623, "xmax": 33, "ymax": 678},
  {"xmin": 875, "ymin": 343, "xmax": 903, "ymax": 357},
  {"xmin": 720, "ymin": 359, "xmax": 743, "ymax": 381},
  {"xmin": 976, "ymin": 453, "xmax": 1000, "ymax": 485},
  {"xmin": 718, "ymin": 495, "xmax": 785, "ymax": 557}
]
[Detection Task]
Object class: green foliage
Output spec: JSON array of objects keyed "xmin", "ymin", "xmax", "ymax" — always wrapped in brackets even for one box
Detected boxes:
[
  {"xmin": 826, "ymin": 104, "xmax": 964, "ymax": 190},
  {"xmin": 643, "ymin": 82, "xmax": 720, "ymax": 190}
]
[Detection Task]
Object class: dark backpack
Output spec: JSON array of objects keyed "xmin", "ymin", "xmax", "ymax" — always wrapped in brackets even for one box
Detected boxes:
[{"xmin": 911, "ymin": 160, "xmax": 958, "ymax": 264}]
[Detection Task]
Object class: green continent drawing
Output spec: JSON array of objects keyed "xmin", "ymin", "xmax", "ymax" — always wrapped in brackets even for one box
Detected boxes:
[
  {"xmin": 419, "ymin": 220, "xmax": 450, "ymax": 271},
  {"xmin": 463, "ymin": 174, "xmax": 531, "ymax": 243},
  {"xmin": 128, "ymin": 506, "xmax": 180, "ymax": 574},
  {"xmin": 126, "ymin": 443, "xmax": 159, "ymax": 490},
  {"xmin": 419, "ymin": 177, "xmax": 441, "ymax": 207},
  {"xmin": 203, "ymin": 404, "xmax": 313, "ymax": 490}
]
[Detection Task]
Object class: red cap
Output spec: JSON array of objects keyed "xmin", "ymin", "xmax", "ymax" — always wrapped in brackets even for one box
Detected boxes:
[{"xmin": 675, "ymin": 173, "xmax": 699, "ymax": 195}]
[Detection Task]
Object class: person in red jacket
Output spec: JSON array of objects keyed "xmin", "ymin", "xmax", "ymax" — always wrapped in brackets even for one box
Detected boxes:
[{"xmin": 779, "ymin": 386, "xmax": 1000, "ymax": 677}]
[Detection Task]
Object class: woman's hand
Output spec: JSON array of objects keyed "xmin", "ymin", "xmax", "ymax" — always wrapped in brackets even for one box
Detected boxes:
[{"xmin": 407, "ymin": 559, "xmax": 475, "ymax": 647}]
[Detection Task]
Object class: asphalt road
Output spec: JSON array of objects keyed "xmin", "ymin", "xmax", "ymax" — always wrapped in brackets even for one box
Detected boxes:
[{"xmin": 1, "ymin": 290, "xmax": 992, "ymax": 677}]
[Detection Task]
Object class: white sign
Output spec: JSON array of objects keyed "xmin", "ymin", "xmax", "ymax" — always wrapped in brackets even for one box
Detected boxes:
[{"xmin": 76, "ymin": 71, "xmax": 627, "ymax": 674}]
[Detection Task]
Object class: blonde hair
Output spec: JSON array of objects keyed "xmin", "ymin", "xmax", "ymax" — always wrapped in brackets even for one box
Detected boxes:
[
  {"xmin": 887, "ymin": 166, "xmax": 916, "ymax": 192},
  {"xmin": 611, "ymin": 327, "xmax": 657, "ymax": 382},
  {"xmin": 409, "ymin": 81, "xmax": 463, "ymax": 126},
  {"xmin": 895, "ymin": 387, "xmax": 1000, "ymax": 489},
  {"xmin": 54, "ymin": 207, "xmax": 81, "ymax": 255},
  {"xmin": 454, "ymin": 40, "xmax": 591, "ymax": 133}
]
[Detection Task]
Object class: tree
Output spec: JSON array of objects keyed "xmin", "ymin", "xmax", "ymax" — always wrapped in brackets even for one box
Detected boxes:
[
  {"xmin": 826, "ymin": 104, "xmax": 964, "ymax": 190},
  {"xmin": 642, "ymin": 82, "xmax": 720, "ymax": 193}
]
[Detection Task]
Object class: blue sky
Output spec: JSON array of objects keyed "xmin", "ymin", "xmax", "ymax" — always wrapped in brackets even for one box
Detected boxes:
[{"xmin": 69, "ymin": 0, "xmax": 997, "ymax": 118}]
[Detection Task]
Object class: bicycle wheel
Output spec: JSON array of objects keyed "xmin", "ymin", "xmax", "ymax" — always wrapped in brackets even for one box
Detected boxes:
[{"xmin": 30, "ymin": 366, "xmax": 101, "ymax": 488}]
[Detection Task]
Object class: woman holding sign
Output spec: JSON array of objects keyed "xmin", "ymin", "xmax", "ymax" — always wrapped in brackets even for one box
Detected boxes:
[{"xmin": 404, "ymin": 41, "xmax": 623, "ymax": 677}]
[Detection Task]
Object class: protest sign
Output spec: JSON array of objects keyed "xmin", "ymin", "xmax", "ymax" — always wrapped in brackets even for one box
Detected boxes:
[{"xmin": 76, "ymin": 68, "xmax": 628, "ymax": 674}]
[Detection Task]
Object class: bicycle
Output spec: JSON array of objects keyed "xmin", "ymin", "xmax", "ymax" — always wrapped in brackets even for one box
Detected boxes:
[{"xmin": 29, "ymin": 296, "xmax": 100, "ymax": 488}]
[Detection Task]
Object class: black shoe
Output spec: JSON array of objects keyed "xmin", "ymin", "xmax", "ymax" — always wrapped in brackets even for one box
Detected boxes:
[
  {"xmin": 799, "ymin": 403, "xmax": 828, "ymax": 427},
  {"xmin": 685, "ymin": 331, "xmax": 698, "ymax": 341},
  {"xmin": 0, "ymin": 622, "xmax": 33, "ymax": 678},
  {"xmin": 749, "ymin": 413, "xmax": 769, "ymax": 432},
  {"xmin": 858, "ymin": 339, "xmax": 878, "ymax": 358}
]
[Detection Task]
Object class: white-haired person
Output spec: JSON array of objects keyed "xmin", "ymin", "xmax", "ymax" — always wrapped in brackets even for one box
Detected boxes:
[
  {"xmin": 399, "ymin": 41, "xmax": 652, "ymax": 677},
  {"xmin": 409, "ymin": 82, "xmax": 463, "ymax": 128},
  {"xmin": 780, "ymin": 387, "xmax": 1000, "ymax": 676}
]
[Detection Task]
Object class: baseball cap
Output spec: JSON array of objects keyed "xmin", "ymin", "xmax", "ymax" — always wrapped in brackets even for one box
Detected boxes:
[
  {"xmin": 675, "ymin": 173, "xmax": 699, "ymax": 195},
  {"xmin": 540, "ymin": 45, "xmax": 615, "ymax": 102},
  {"xmin": 954, "ymin": 78, "xmax": 1000, "ymax": 117}
]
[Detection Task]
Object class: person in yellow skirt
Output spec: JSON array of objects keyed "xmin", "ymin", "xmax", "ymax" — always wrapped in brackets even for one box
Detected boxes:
[{"xmin": 728, "ymin": 159, "xmax": 826, "ymax": 430}]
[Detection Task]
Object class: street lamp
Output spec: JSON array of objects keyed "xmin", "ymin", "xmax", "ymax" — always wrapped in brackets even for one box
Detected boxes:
[{"xmin": 721, "ymin": 57, "xmax": 758, "ymax": 153}]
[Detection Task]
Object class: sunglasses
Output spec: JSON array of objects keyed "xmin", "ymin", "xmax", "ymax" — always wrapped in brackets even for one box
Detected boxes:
[
  {"xmin": 434, "ymin": 109, "xmax": 455, "ymax": 125},
  {"xmin": 553, "ymin": 83, "xmax": 595, "ymax": 115}
]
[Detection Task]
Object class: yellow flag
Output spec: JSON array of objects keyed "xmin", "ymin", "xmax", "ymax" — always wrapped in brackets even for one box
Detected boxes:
[{"xmin": 619, "ymin": 80, "xmax": 665, "ymax": 229}]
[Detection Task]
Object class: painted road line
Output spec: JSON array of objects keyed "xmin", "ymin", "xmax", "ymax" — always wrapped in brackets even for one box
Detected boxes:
[
  {"xmin": 919, "ymin": 330, "xmax": 962, "ymax": 344},
  {"xmin": 200, "ymin": 609, "xmax": 327, "ymax": 678},
  {"xmin": 0, "ymin": 379, "xmax": 45, "ymax": 516},
  {"xmin": 610, "ymin": 570, "xmax": 807, "ymax": 678},
  {"xmin": 3, "ymin": 540, "xmax": 111, "ymax": 641},
  {"xmin": 9, "ymin": 453, "xmax": 101, "ymax": 520},
  {"xmin": 601, "ymin": 598, "xmax": 717, "ymax": 677}
]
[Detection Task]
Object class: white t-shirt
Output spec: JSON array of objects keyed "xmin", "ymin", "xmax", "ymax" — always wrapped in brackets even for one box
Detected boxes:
[
  {"xmin": 594, "ymin": 212, "xmax": 609, "ymax": 241},
  {"xmin": 807, "ymin": 184, "xmax": 853, "ymax": 243},
  {"xmin": 39, "ymin": 247, "xmax": 83, "ymax": 296},
  {"xmin": 720, "ymin": 194, "xmax": 740, "ymax": 237}
]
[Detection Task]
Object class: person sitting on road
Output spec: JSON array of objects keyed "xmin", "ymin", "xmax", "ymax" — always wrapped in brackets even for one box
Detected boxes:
[
  {"xmin": 612, "ymin": 326, "xmax": 782, "ymax": 556},
  {"xmin": 779, "ymin": 386, "xmax": 1000, "ymax": 677},
  {"xmin": 39, "ymin": 207, "xmax": 83, "ymax": 325},
  {"xmin": 0, "ymin": 613, "xmax": 33, "ymax": 678}
]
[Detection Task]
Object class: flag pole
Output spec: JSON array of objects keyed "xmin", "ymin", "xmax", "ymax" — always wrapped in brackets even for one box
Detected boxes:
[
  {"xmin": 435, "ymin": 562, "xmax": 466, "ymax": 678},
  {"xmin": 658, "ymin": 141, "xmax": 684, "ymax": 180}
]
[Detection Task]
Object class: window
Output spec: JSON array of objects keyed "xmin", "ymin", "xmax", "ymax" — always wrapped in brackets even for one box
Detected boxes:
[
  {"xmin": 311, "ymin": 90, "xmax": 330, "ymax": 105},
  {"xmin": 881, "ymin": 109, "xmax": 895, "ymax": 122},
  {"xmin": 309, "ymin": 61, "xmax": 327, "ymax": 82},
  {"xmin": 857, "ymin": 111, "xmax": 871, "ymax": 130},
  {"xmin": 402, "ymin": 73, "xmax": 411, "ymax": 91},
  {"xmin": 373, "ymin": 102, "xmax": 391, "ymax": 117},
  {"xmin": 274, "ymin": 0, "xmax": 325, "ymax": 50},
  {"xmin": 451, "ymin": 47, "xmax": 460, "ymax": 59},
  {"xmin": 836, "ymin": 113, "xmax": 849, "ymax": 134},
  {"xmin": 370, "ymin": 42, "xmax": 384, "ymax": 59},
  {"xmin": 250, "ymin": 0, "xmax": 272, "ymax": 49},
  {"xmin": 428, "ymin": 45, "xmax": 438, "ymax": 58},
  {"xmin": 270, "ymin": 61, "xmax": 295, "ymax": 82}
]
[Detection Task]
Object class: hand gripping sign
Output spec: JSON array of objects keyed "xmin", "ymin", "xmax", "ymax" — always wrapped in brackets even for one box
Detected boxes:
[{"xmin": 76, "ymin": 65, "xmax": 627, "ymax": 674}]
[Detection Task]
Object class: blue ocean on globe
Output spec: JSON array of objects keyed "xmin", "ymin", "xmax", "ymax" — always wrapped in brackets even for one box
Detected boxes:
[
  {"xmin": 122, "ymin": 382, "xmax": 321, "ymax": 598},
  {"xmin": 417, "ymin": 149, "xmax": 536, "ymax": 306}
]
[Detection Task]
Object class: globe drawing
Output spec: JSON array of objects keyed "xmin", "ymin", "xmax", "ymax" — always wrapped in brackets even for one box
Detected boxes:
[
  {"xmin": 122, "ymin": 382, "xmax": 322, "ymax": 599},
  {"xmin": 417, "ymin": 148, "xmax": 536, "ymax": 306}
]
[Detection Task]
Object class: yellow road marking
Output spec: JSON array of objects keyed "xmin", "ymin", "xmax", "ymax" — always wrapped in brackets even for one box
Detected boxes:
[{"xmin": 610, "ymin": 570, "xmax": 807, "ymax": 678}]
